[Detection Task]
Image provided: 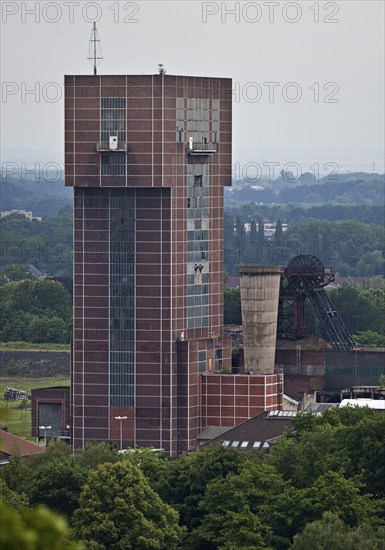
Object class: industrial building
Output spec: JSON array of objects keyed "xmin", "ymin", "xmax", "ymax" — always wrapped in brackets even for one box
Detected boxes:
[{"xmin": 65, "ymin": 72, "xmax": 283, "ymax": 454}]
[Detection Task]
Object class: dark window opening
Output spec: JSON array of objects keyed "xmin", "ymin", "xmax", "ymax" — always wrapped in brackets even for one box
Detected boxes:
[{"xmin": 101, "ymin": 152, "xmax": 126, "ymax": 176}]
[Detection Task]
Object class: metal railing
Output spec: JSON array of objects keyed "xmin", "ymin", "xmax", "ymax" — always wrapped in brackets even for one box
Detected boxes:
[
  {"xmin": 96, "ymin": 142, "xmax": 128, "ymax": 152},
  {"xmin": 187, "ymin": 142, "xmax": 217, "ymax": 154}
]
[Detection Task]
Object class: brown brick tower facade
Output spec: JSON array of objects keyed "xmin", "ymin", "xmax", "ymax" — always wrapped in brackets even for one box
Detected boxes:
[{"xmin": 65, "ymin": 74, "xmax": 233, "ymax": 454}]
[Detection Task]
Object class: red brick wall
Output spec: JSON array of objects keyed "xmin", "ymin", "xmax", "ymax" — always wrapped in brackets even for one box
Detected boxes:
[
  {"xmin": 284, "ymin": 376, "xmax": 325, "ymax": 401},
  {"xmin": 201, "ymin": 373, "xmax": 283, "ymax": 428}
]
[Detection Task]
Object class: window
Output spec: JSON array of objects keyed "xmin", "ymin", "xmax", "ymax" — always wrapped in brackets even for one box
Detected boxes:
[
  {"xmin": 240, "ymin": 441, "xmax": 249, "ymax": 448},
  {"xmin": 186, "ymin": 164, "xmax": 210, "ymax": 329},
  {"xmin": 215, "ymin": 348, "xmax": 223, "ymax": 371},
  {"xmin": 109, "ymin": 193, "xmax": 135, "ymax": 407},
  {"xmin": 101, "ymin": 152, "xmax": 126, "ymax": 176},
  {"xmin": 222, "ymin": 440, "xmax": 230, "ymax": 447},
  {"xmin": 198, "ymin": 350, "xmax": 206, "ymax": 372},
  {"xmin": 101, "ymin": 97, "xmax": 126, "ymax": 142},
  {"xmin": 252, "ymin": 441, "xmax": 261, "ymax": 449},
  {"xmin": 101, "ymin": 98, "xmax": 126, "ymax": 176},
  {"xmin": 177, "ymin": 97, "xmax": 219, "ymax": 144},
  {"xmin": 231, "ymin": 441, "xmax": 239, "ymax": 448}
]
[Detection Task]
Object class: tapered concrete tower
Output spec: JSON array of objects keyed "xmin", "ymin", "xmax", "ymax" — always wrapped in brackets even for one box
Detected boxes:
[{"xmin": 239, "ymin": 265, "xmax": 284, "ymax": 373}]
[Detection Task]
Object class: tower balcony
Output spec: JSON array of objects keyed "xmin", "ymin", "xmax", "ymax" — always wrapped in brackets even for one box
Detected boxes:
[
  {"xmin": 96, "ymin": 142, "xmax": 128, "ymax": 152},
  {"xmin": 187, "ymin": 142, "xmax": 217, "ymax": 155}
]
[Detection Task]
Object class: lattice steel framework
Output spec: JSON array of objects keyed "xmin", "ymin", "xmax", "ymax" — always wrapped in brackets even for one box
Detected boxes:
[{"xmin": 278, "ymin": 255, "xmax": 356, "ymax": 351}]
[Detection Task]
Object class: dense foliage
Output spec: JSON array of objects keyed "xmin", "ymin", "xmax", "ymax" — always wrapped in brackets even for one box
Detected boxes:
[
  {"xmin": 1, "ymin": 204, "xmax": 384, "ymax": 281},
  {"xmin": 0, "ymin": 277, "xmax": 72, "ymax": 343},
  {"xmin": 2, "ymin": 409, "xmax": 385, "ymax": 549},
  {"xmin": 72, "ymin": 460, "xmax": 183, "ymax": 549},
  {"xmin": 0, "ymin": 503, "xmax": 84, "ymax": 550},
  {"xmin": 0, "ymin": 210, "xmax": 73, "ymax": 277},
  {"xmin": 1, "ymin": 177, "xmax": 72, "ymax": 217},
  {"xmin": 226, "ymin": 176, "xmax": 385, "ymax": 207},
  {"xmin": 224, "ymin": 287, "xmax": 242, "ymax": 325},
  {"xmin": 224, "ymin": 213, "xmax": 385, "ymax": 278},
  {"xmin": 226, "ymin": 202, "xmax": 385, "ymax": 225}
]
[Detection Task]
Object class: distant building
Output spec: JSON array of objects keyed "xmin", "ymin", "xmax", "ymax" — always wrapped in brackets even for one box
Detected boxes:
[
  {"xmin": 0, "ymin": 209, "xmax": 42, "ymax": 221},
  {"xmin": 243, "ymin": 222, "xmax": 288, "ymax": 239}
]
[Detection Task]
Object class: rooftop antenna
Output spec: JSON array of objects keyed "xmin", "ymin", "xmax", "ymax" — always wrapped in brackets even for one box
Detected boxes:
[
  {"xmin": 158, "ymin": 64, "xmax": 167, "ymax": 75},
  {"xmin": 87, "ymin": 22, "xmax": 103, "ymax": 75}
]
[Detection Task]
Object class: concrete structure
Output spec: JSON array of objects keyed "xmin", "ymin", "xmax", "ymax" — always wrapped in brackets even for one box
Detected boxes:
[{"xmin": 239, "ymin": 265, "xmax": 283, "ymax": 374}]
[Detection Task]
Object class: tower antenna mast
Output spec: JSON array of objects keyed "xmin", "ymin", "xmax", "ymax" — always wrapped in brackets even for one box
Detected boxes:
[{"xmin": 87, "ymin": 22, "xmax": 103, "ymax": 75}]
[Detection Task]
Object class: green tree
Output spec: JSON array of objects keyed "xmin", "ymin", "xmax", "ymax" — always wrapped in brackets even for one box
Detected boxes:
[
  {"xmin": 224, "ymin": 287, "xmax": 242, "ymax": 324},
  {"xmin": 0, "ymin": 278, "xmax": 72, "ymax": 343},
  {"xmin": 0, "ymin": 453, "xmax": 30, "ymax": 497},
  {"xmin": 354, "ymin": 331, "xmax": 385, "ymax": 347},
  {"xmin": 215, "ymin": 510, "xmax": 269, "ymax": 549},
  {"xmin": 0, "ymin": 478, "xmax": 29, "ymax": 511},
  {"xmin": 269, "ymin": 407, "xmax": 385, "ymax": 499},
  {"xmin": 28, "ymin": 439, "xmax": 72, "ymax": 466},
  {"xmin": 330, "ymin": 284, "xmax": 382, "ymax": 334},
  {"xmin": 72, "ymin": 460, "xmax": 182, "ymax": 550},
  {"xmin": 303, "ymin": 471, "xmax": 378, "ymax": 528},
  {"xmin": 0, "ymin": 264, "xmax": 35, "ymax": 283},
  {"xmin": 76, "ymin": 441, "xmax": 120, "ymax": 470},
  {"xmin": 28, "ymin": 458, "xmax": 88, "ymax": 518},
  {"xmin": 194, "ymin": 461, "xmax": 294, "ymax": 549},
  {"xmin": 291, "ymin": 512, "xmax": 385, "ymax": 550},
  {"xmin": 153, "ymin": 446, "xmax": 245, "ymax": 533},
  {"xmin": 0, "ymin": 503, "xmax": 84, "ymax": 550},
  {"xmin": 122, "ymin": 447, "xmax": 167, "ymax": 488}
]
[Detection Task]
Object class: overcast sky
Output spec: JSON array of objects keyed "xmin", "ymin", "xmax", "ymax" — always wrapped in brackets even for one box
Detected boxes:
[{"xmin": 1, "ymin": 0, "xmax": 384, "ymax": 173}]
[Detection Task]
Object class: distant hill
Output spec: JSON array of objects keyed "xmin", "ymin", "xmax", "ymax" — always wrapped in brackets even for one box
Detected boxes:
[
  {"xmin": 0, "ymin": 177, "xmax": 72, "ymax": 217},
  {"xmin": 227, "ymin": 172, "xmax": 385, "ymax": 207}
]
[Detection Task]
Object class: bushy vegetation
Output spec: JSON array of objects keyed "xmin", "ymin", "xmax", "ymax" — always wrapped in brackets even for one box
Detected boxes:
[
  {"xmin": 1, "ymin": 408, "xmax": 385, "ymax": 549},
  {"xmin": 224, "ymin": 213, "xmax": 385, "ymax": 278},
  {"xmin": 0, "ymin": 277, "xmax": 72, "ymax": 343},
  {"xmin": 0, "ymin": 210, "xmax": 72, "ymax": 277},
  {"xmin": 226, "ymin": 176, "xmax": 385, "ymax": 207}
]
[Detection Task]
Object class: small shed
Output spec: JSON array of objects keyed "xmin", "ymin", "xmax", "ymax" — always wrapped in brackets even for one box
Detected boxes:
[{"xmin": 31, "ymin": 386, "xmax": 71, "ymax": 442}]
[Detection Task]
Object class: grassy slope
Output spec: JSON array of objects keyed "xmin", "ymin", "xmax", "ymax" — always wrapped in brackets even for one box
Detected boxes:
[{"xmin": 0, "ymin": 342, "xmax": 70, "ymax": 352}]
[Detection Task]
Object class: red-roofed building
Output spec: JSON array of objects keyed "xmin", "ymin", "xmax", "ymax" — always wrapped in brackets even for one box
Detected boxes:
[{"xmin": 0, "ymin": 429, "xmax": 44, "ymax": 466}]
